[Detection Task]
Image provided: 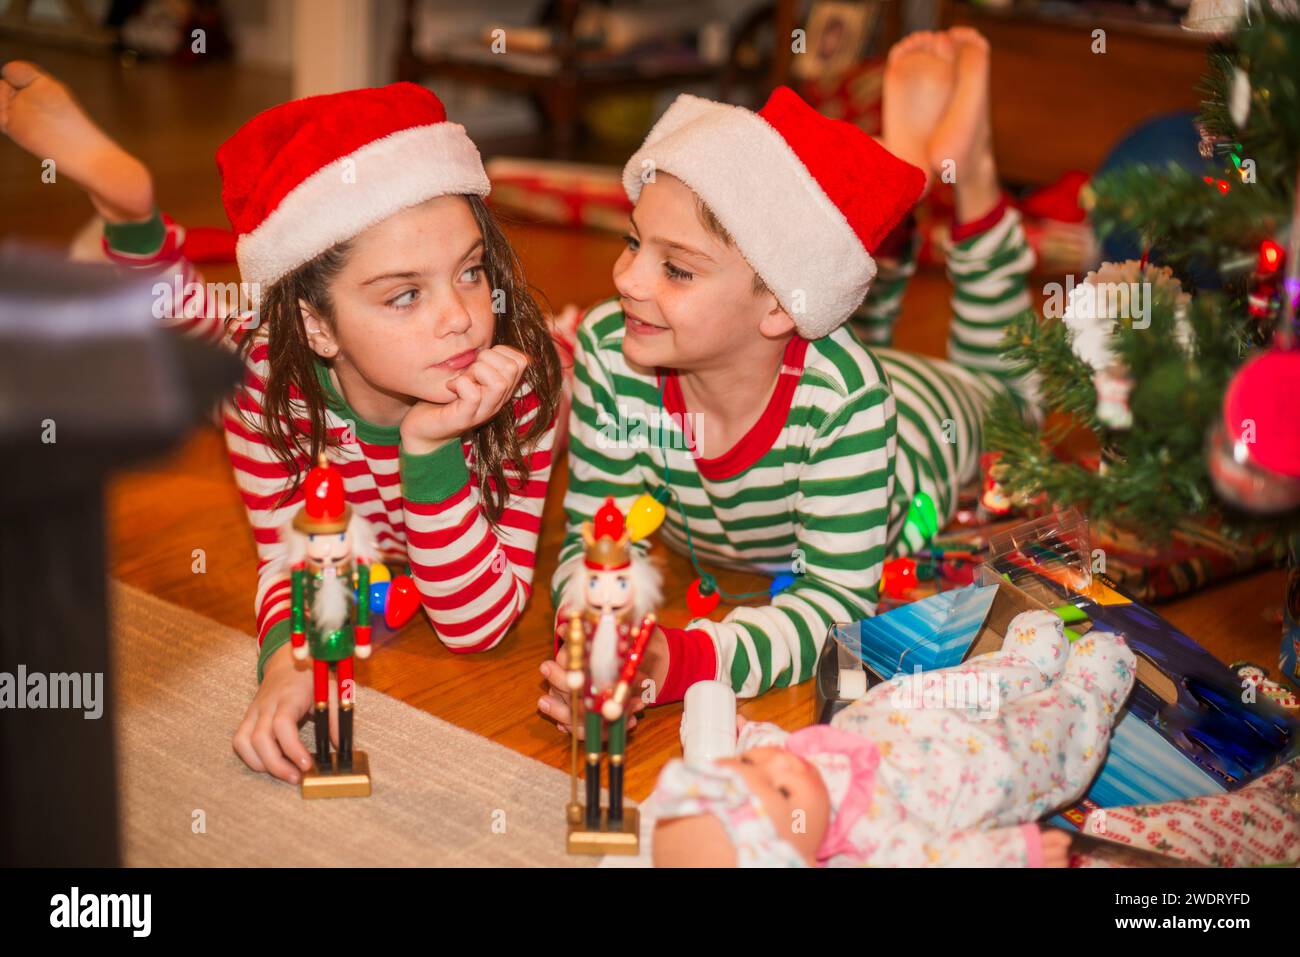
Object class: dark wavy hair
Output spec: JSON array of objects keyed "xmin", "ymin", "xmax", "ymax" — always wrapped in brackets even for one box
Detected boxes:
[{"xmin": 238, "ymin": 194, "xmax": 561, "ymax": 524}]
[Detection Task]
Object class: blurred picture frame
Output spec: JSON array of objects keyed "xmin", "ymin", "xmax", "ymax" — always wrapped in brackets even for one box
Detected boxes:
[{"xmin": 792, "ymin": 1, "xmax": 883, "ymax": 83}]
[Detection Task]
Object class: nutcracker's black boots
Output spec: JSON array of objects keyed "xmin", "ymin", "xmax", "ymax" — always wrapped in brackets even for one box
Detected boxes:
[
  {"xmin": 338, "ymin": 704, "xmax": 354, "ymax": 772},
  {"xmin": 608, "ymin": 760, "xmax": 625, "ymax": 828},
  {"xmin": 585, "ymin": 756, "xmax": 601, "ymax": 830},
  {"xmin": 312, "ymin": 704, "xmax": 330, "ymax": 771}
]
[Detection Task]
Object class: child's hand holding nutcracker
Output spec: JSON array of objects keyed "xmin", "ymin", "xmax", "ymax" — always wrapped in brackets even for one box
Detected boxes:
[
  {"xmin": 540, "ymin": 501, "xmax": 666, "ymax": 737},
  {"xmin": 234, "ymin": 457, "xmax": 378, "ymax": 785},
  {"xmin": 541, "ymin": 628, "xmax": 666, "ymax": 736},
  {"xmin": 554, "ymin": 498, "xmax": 663, "ymax": 839}
]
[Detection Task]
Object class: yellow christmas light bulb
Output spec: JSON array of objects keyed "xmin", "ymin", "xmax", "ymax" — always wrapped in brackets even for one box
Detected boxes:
[
  {"xmin": 368, "ymin": 562, "xmax": 391, "ymax": 583},
  {"xmin": 626, "ymin": 489, "xmax": 670, "ymax": 542}
]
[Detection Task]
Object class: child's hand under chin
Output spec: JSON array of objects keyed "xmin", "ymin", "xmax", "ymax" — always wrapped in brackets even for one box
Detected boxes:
[{"xmin": 399, "ymin": 344, "xmax": 528, "ymax": 454}]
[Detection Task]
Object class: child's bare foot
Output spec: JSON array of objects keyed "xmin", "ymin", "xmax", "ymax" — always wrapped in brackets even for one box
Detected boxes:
[
  {"xmin": 881, "ymin": 31, "xmax": 955, "ymax": 190},
  {"xmin": 925, "ymin": 27, "xmax": 1000, "ymax": 222},
  {"xmin": 0, "ymin": 60, "xmax": 153, "ymax": 222}
]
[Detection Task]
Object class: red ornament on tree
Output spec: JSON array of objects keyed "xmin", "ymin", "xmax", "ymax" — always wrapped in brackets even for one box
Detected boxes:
[
  {"xmin": 686, "ymin": 577, "xmax": 720, "ymax": 616},
  {"xmin": 1208, "ymin": 347, "xmax": 1300, "ymax": 513}
]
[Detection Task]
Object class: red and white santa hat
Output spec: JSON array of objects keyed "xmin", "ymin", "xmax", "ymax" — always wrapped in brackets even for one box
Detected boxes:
[
  {"xmin": 623, "ymin": 87, "xmax": 925, "ymax": 339},
  {"xmin": 217, "ymin": 82, "xmax": 490, "ymax": 290}
]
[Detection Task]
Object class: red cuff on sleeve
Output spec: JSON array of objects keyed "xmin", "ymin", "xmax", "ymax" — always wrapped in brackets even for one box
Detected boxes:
[
  {"xmin": 1021, "ymin": 823, "xmax": 1045, "ymax": 868},
  {"xmin": 950, "ymin": 196, "xmax": 1009, "ymax": 243},
  {"xmin": 656, "ymin": 628, "xmax": 717, "ymax": 704}
]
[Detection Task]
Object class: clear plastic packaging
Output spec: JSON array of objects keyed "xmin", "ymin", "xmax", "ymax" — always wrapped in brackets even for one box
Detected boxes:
[{"xmin": 977, "ymin": 508, "xmax": 1095, "ymax": 607}]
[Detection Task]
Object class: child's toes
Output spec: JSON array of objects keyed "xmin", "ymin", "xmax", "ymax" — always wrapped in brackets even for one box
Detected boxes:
[
  {"xmin": 887, "ymin": 31, "xmax": 925, "ymax": 61},
  {"xmin": 948, "ymin": 26, "xmax": 989, "ymax": 52},
  {"xmin": 1, "ymin": 60, "xmax": 45, "ymax": 88}
]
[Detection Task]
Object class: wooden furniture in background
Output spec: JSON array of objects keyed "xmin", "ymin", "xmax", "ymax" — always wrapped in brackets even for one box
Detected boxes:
[
  {"xmin": 0, "ymin": 0, "xmax": 114, "ymax": 49},
  {"xmin": 944, "ymin": 1, "xmax": 1211, "ymax": 184},
  {"xmin": 397, "ymin": 0, "xmax": 724, "ymax": 157}
]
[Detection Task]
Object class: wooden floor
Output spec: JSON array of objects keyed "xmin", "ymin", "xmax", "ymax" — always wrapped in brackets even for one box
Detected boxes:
[{"xmin": 3, "ymin": 45, "xmax": 1286, "ymax": 803}]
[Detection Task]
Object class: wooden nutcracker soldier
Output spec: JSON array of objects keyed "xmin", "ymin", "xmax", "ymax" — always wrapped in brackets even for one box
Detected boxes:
[
  {"xmin": 285, "ymin": 454, "xmax": 378, "ymax": 798},
  {"xmin": 559, "ymin": 497, "xmax": 661, "ymax": 854}
]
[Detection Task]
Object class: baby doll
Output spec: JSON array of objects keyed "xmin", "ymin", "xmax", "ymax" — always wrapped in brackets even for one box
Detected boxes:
[{"xmin": 646, "ymin": 609, "xmax": 1137, "ymax": 867}]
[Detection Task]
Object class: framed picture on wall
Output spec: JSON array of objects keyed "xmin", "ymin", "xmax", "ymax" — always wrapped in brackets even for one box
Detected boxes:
[{"xmin": 792, "ymin": 1, "xmax": 883, "ymax": 83}]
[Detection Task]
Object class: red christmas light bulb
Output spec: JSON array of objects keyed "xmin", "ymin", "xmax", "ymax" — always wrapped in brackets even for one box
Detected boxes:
[
  {"xmin": 686, "ymin": 577, "xmax": 721, "ymax": 616},
  {"xmin": 384, "ymin": 574, "xmax": 421, "ymax": 629},
  {"xmin": 882, "ymin": 557, "xmax": 918, "ymax": 599}
]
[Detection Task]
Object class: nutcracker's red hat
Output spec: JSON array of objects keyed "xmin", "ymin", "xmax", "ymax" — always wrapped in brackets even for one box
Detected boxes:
[
  {"xmin": 583, "ymin": 497, "xmax": 631, "ymax": 571},
  {"xmin": 293, "ymin": 454, "xmax": 352, "ymax": 534}
]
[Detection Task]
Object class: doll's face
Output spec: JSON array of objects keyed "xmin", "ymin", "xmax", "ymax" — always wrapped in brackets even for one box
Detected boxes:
[
  {"xmin": 302, "ymin": 195, "xmax": 496, "ymax": 407},
  {"xmin": 584, "ymin": 568, "xmax": 633, "ymax": 613},
  {"xmin": 612, "ymin": 174, "xmax": 795, "ymax": 372},
  {"xmin": 305, "ymin": 531, "xmax": 351, "ymax": 570},
  {"xmin": 652, "ymin": 747, "xmax": 832, "ymax": 867},
  {"xmin": 721, "ymin": 747, "xmax": 832, "ymax": 864}
]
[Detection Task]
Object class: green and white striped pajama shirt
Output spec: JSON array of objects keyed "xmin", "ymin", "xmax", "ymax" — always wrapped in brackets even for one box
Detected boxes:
[{"xmin": 553, "ymin": 207, "xmax": 1037, "ymax": 700}]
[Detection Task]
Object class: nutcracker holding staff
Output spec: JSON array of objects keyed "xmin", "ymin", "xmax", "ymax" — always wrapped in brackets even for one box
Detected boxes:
[
  {"xmin": 283, "ymin": 454, "xmax": 379, "ymax": 798},
  {"xmin": 558, "ymin": 497, "xmax": 661, "ymax": 853}
]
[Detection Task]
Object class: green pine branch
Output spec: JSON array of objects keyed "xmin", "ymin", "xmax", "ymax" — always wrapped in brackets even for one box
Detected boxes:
[{"xmin": 984, "ymin": 10, "xmax": 1300, "ymax": 546}]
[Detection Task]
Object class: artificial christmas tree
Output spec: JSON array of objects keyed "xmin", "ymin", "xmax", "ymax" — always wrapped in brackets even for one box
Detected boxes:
[{"xmin": 985, "ymin": 7, "xmax": 1300, "ymax": 542}]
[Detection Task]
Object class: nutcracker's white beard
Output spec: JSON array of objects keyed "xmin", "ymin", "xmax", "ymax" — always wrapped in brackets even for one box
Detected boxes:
[
  {"xmin": 312, "ymin": 570, "xmax": 353, "ymax": 634},
  {"xmin": 589, "ymin": 613, "xmax": 621, "ymax": 691}
]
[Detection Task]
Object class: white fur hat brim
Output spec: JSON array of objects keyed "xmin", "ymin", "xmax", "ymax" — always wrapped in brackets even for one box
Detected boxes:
[{"xmin": 622, "ymin": 95, "xmax": 875, "ymax": 339}]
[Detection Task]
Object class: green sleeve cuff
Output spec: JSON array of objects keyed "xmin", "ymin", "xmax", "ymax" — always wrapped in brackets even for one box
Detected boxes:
[
  {"xmin": 102, "ymin": 206, "xmax": 166, "ymax": 255},
  {"xmin": 257, "ymin": 618, "xmax": 293, "ymax": 683},
  {"xmin": 400, "ymin": 440, "xmax": 469, "ymax": 503}
]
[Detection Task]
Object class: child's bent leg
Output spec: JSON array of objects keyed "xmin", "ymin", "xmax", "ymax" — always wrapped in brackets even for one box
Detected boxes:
[
  {"xmin": 945, "ymin": 608, "xmax": 1070, "ymax": 706},
  {"xmin": 922, "ymin": 29, "xmax": 1038, "ymax": 409},
  {"xmin": 945, "ymin": 208, "xmax": 1036, "ymax": 395},
  {"xmin": 964, "ymin": 629, "xmax": 1137, "ymax": 827},
  {"xmin": 876, "ymin": 348, "xmax": 1013, "ymax": 551},
  {"xmin": 849, "ymin": 31, "xmax": 953, "ymax": 346},
  {"xmin": 850, "ymin": 229, "xmax": 918, "ymax": 346}
]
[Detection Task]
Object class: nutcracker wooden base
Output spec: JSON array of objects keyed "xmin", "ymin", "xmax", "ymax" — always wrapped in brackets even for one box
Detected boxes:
[
  {"xmin": 566, "ymin": 807, "xmax": 639, "ymax": 855},
  {"xmin": 301, "ymin": 751, "xmax": 371, "ymax": 799}
]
